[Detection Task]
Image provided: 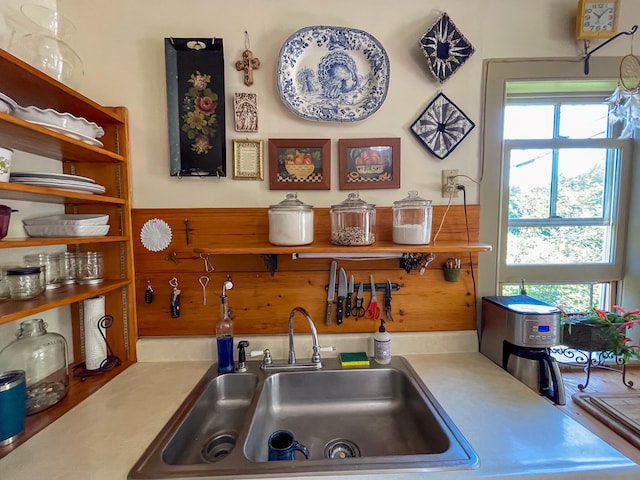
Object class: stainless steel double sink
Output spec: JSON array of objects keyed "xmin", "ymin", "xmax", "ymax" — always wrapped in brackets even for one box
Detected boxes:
[{"xmin": 128, "ymin": 356, "xmax": 478, "ymax": 478}]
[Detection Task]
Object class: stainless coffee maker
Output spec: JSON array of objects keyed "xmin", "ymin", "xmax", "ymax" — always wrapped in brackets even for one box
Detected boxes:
[{"xmin": 480, "ymin": 295, "xmax": 566, "ymax": 405}]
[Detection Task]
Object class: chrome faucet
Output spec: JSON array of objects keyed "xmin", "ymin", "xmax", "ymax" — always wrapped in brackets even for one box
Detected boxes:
[
  {"xmin": 259, "ymin": 306, "xmax": 327, "ymax": 371},
  {"xmin": 288, "ymin": 306, "xmax": 321, "ymax": 366}
]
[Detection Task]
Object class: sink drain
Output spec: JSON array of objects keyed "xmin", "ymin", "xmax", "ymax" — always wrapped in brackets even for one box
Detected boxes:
[
  {"xmin": 324, "ymin": 439, "xmax": 361, "ymax": 459},
  {"xmin": 201, "ymin": 432, "xmax": 237, "ymax": 462}
]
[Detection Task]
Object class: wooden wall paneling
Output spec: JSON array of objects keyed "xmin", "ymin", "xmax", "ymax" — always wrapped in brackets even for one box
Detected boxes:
[{"xmin": 132, "ymin": 207, "xmax": 481, "ymax": 337}]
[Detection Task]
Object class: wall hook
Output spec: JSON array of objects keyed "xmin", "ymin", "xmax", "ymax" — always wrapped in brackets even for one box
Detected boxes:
[{"xmin": 583, "ymin": 25, "xmax": 638, "ymax": 75}]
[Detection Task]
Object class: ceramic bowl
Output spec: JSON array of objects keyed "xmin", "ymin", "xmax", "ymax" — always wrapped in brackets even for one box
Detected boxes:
[{"xmin": 13, "ymin": 105, "xmax": 104, "ymax": 139}]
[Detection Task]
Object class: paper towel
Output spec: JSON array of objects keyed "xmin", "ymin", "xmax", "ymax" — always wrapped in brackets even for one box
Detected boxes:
[{"xmin": 83, "ymin": 296, "xmax": 107, "ymax": 370}]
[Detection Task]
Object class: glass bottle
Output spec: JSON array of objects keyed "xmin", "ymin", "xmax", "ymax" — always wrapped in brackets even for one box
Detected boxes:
[
  {"xmin": 0, "ymin": 318, "xmax": 69, "ymax": 415},
  {"xmin": 216, "ymin": 294, "xmax": 234, "ymax": 374}
]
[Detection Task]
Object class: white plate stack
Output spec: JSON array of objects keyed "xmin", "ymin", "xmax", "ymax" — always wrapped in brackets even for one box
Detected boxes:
[{"xmin": 22, "ymin": 214, "xmax": 110, "ymax": 237}]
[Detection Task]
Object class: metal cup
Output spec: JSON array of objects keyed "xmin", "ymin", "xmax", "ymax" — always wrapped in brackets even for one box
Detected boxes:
[
  {"xmin": 0, "ymin": 370, "xmax": 26, "ymax": 446},
  {"xmin": 267, "ymin": 430, "xmax": 310, "ymax": 461}
]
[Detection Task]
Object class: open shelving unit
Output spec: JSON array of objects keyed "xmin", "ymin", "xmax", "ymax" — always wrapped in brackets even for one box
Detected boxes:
[{"xmin": 0, "ymin": 49, "xmax": 137, "ymax": 457}]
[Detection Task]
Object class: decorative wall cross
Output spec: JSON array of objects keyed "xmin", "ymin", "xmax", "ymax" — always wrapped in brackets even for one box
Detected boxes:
[{"xmin": 235, "ymin": 49, "xmax": 260, "ymax": 86}]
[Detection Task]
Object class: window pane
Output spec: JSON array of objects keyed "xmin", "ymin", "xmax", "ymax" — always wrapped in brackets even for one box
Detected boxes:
[
  {"xmin": 501, "ymin": 283, "xmax": 605, "ymax": 312},
  {"xmin": 506, "ymin": 225, "xmax": 610, "ymax": 264},
  {"xmin": 508, "ymin": 149, "xmax": 552, "ymax": 219},
  {"xmin": 504, "ymin": 105, "xmax": 554, "ymax": 139},
  {"xmin": 556, "ymin": 149, "xmax": 606, "ymax": 218},
  {"xmin": 559, "ymin": 104, "xmax": 609, "ymax": 139}
]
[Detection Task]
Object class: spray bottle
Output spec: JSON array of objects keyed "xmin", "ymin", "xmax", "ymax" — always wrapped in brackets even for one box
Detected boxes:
[
  {"xmin": 216, "ymin": 275, "xmax": 234, "ymax": 374},
  {"xmin": 374, "ymin": 318, "xmax": 391, "ymax": 364}
]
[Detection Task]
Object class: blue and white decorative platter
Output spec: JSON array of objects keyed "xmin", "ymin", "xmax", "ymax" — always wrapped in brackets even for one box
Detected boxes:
[{"xmin": 277, "ymin": 26, "xmax": 390, "ymax": 122}]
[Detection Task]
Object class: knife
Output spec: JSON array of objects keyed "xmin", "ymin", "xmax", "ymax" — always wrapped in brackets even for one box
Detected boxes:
[
  {"xmin": 326, "ymin": 260, "xmax": 337, "ymax": 325},
  {"xmin": 336, "ymin": 268, "xmax": 348, "ymax": 325},
  {"xmin": 345, "ymin": 275, "xmax": 354, "ymax": 318}
]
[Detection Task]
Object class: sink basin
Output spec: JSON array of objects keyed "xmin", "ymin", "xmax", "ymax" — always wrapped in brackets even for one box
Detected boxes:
[{"xmin": 129, "ymin": 357, "xmax": 478, "ymax": 478}]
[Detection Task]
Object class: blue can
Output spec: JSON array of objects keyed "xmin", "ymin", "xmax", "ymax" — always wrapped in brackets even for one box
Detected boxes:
[{"xmin": 0, "ymin": 370, "xmax": 26, "ymax": 446}]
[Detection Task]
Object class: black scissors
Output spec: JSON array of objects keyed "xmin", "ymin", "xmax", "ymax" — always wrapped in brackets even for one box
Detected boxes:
[
  {"xmin": 351, "ymin": 281, "xmax": 365, "ymax": 319},
  {"xmin": 385, "ymin": 280, "xmax": 394, "ymax": 322}
]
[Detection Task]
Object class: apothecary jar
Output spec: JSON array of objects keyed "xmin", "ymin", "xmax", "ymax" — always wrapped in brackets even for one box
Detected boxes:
[
  {"xmin": 330, "ymin": 192, "xmax": 376, "ymax": 246},
  {"xmin": 268, "ymin": 192, "xmax": 314, "ymax": 246},
  {"xmin": 392, "ymin": 190, "xmax": 433, "ymax": 245},
  {"xmin": 0, "ymin": 319, "xmax": 69, "ymax": 415}
]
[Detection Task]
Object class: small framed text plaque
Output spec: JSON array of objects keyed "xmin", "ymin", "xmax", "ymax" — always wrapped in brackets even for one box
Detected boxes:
[{"xmin": 233, "ymin": 139, "xmax": 264, "ymax": 179}]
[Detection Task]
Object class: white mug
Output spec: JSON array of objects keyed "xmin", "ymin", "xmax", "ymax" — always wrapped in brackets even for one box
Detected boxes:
[{"xmin": 0, "ymin": 147, "xmax": 12, "ymax": 182}]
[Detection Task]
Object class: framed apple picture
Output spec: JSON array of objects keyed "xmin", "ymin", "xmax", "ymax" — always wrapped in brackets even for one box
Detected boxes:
[{"xmin": 268, "ymin": 138, "xmax": 331, "ymax": 190}]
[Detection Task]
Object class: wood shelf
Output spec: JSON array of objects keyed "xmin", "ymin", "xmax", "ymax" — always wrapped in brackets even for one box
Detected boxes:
[
  {"xmin": 0, "ymin": 360, "xmax": 134, "ymax": 459},
  {"xmin": 0, "ymin": 236, "xmax": 127, "ymax": 249},
  {"xmin": 195, "ymin": 240, "xmax": 492, "ymax": 256}
]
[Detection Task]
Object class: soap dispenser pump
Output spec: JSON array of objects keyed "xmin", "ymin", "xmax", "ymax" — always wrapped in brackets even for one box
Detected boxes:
[
  {"xmin": 374, "ymin": 318, "xmax": 391, "ymax": 365},
  {"xmin": 216, "ymin": 276, "xmax": 235, "ymax": 374}
]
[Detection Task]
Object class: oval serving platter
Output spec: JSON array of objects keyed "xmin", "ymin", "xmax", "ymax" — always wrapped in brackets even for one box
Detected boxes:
[{"xmin": 277, "ymin": 26, "xmax": 390, "ymax": 122}]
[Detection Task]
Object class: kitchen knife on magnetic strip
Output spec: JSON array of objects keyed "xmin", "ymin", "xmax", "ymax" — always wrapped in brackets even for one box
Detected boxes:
[
  {"xmin": 336, "ymin": 267, "xmax": 348, "ymax": 325},
  {"xmin": 345, "ymin": 274, "xmax": 354, "ymax": 318},
  {"xmin": 326, "ymin": 260, "xmax": 337, "ymax": 325}
]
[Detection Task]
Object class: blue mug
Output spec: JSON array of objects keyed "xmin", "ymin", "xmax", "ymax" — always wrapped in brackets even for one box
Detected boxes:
[
  {"xmin": 0, "ymin": 370, "xmax": 26, "ymax": 446},
  {"xmin": 268, "ymin": 430, "xmax": 310, "ymax": 461}
]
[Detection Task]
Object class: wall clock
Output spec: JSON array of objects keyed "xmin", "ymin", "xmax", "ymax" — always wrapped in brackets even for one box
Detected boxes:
[{"xmin": 575, "ymin": 0, "xmax": 619, "ymax": 40}]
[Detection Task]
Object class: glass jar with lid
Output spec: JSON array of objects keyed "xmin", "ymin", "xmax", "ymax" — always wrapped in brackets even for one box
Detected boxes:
[
  {"xmin": 268, "ymin": 192, "xmax": 314, "ymax": 246},
  {"xmin": 6, "ymin": 266, "xmax": 44, "ymax": 300},
  {"xmin": 0, "ymin": 318, "xmax": 69, "ymax": 415},
  {"xmin": 330, "ymin": 192, "xmax": 376, "ymax": 246},
  {"xmin": 24, "ymin": 253, "xmax": 61, "ymax": 289},
  {"xmin": 392, "ymin": 191, "xmax": 433, "ymax": 245}
]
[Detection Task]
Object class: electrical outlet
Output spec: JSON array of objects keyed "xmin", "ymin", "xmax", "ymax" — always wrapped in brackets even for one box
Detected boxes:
[{"xmin": 441, "ymin": 169, "xmax": 459, "ymax": 197}]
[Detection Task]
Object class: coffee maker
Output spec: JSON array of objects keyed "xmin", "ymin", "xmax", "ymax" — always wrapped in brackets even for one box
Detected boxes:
[{"xmin": 480, "ymin": 295, "xmax": 566, "ymax": 405}]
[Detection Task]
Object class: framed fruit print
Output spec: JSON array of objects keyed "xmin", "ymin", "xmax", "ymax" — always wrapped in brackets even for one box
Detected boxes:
[
  {"xmin": 338, "ymin": 138, "xmax": 400, "ymax": 190},
  {"xmin": 268, "ymin": 138, "xmax": 331, "ymax": 190}
]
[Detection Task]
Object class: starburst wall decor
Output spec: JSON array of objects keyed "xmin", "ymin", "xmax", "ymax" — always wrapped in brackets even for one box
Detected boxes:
[{"xmin": 419, "ymin": 12, "xmax": 475, "ymax": 83}]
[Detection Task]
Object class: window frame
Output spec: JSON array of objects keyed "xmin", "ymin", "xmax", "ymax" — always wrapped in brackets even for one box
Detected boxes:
[{"xmin": 479, "ymin": 58, "xmax": 633, "ymax": 307}]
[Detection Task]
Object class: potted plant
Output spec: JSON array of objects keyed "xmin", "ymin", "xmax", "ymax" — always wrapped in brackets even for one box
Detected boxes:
[{"xmin": 561, "ymin": 306, "xmax": 640, "ymax": 362}]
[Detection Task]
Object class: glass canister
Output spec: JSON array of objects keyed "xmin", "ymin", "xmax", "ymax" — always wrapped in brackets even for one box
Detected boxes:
[
  {"xmin": 24, "ymin": 253, "xmax": 61, "ymax": 289},
  {"xmin": 5, "ymin": 266, "xmax": 44, "ymax": 300},
  {"xmin": 392, "ymin": 191, "xmax": 433, "ymax": 245},
  {"xmin": 58, "ymin": 252, "xmax": 78, "ymax": 284},
  {"xmin": 268, "ymin": 192, "xmax": 314, "ymax": 246},
  {"xmin": 0, "ymin": 319, "xmax": 69, "ymax": 415},
  {"xmin": 77, "ymin": 252, "xmax": 104, "ymax": 284},
  {"xmin": 330, "ymin": 192, "xmax": 376, "ymax": 246}
]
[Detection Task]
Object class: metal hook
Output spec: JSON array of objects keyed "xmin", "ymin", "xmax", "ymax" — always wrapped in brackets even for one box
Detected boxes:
[
  {"xmin": 200, "ymin": 253, "xmax": 215, "ymax": 272},
  {"xmin": 583, "ymin": 25, "xmax": 639, "ymax": 74},
  {"xmin": 199, "ymin": 275, "xmax": 210, "ymax": 305},
  {"xmin": 169, "ymin": 277, "xmax": 179, "ymax": 289}
]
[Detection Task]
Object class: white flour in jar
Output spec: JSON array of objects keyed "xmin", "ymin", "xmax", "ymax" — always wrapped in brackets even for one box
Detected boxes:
[
  {"xmin": 392, "ymin": 223, "xmax": 431, "ymax": 245},
  {"xmin": 269, "ymin": 210, "xmax": 313, "ymax": 245}
]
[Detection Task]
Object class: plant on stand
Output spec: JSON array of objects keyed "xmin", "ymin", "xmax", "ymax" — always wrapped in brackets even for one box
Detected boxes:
[{"xmin": 561, "ymin": 306, "xmax": 640, "ymax": 362}]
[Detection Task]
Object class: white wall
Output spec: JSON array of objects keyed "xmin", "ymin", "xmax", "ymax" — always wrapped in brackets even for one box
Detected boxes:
[{"xmin": 47, "ymin": 0, "xmax": 639, "ymax": 209}]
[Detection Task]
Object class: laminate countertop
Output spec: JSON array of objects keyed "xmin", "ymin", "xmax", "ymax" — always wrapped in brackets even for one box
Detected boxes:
[{"xmin": 1, "ymin": 352, "xmax": 639, "ymax": 480}]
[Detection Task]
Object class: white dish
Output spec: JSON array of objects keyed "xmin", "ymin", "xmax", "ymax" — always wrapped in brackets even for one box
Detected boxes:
[
  {"xmin": 10, "ymin": 171, "xmax": 95, "ymax": 183},
  {"xmin": 13, "ymin": 104, "xmax": 104, "ymax": 138},
  {"xmin": 277, "ymin": 26, "xmax": 390, "ymax": 122},
  {"xmin": 0, "ymin": 92, "xmax": 18, "ymax": 114},
  {"xmin": 25, "ymin": 120, "xmax": 104, "ymax": 147},
  {"xmin": 10, "ymin": 178, "xmax": 106, "ymax": 194},
  {"xmin": 23, "ymin": 214, "xmax": 109, "ymax": 226},
  {"xmin": 24, "ymin": 224, "xmax": 110, "ymax": 238}
]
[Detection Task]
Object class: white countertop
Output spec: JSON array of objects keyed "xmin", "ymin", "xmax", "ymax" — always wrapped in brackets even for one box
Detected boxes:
[{"xmin": 1, "ymin": 349, "xmax": 639, "ymax": 480}]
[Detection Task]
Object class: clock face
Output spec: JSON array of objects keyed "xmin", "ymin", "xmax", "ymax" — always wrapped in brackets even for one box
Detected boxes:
[{"xmin": 582, "ymin": 2, "xmax": 617, "ymax": 32}]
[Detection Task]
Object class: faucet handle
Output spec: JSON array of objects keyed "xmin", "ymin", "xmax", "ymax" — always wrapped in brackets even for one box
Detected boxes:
[{"xmin": 250, "ymin": 348, "xmax": 273, "ymax": 366}]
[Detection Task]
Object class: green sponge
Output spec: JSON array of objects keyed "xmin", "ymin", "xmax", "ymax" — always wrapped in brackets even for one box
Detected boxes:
[{"xmin": 339, "ymin": 352, "xmax": 370, "ymax": 367}]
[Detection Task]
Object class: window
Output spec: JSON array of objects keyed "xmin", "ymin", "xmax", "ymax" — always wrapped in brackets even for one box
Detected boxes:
[{"xmin": 479, "ymin": 59, "xmax": 633, "ymax": 313}]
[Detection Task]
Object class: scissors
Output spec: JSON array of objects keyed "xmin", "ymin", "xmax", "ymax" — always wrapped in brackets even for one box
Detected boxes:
[
  {"xmin": 384, "ymin": 280, "xmax": 394, "ymax": 322},
  {"xmin": 351, "ymin": 281, "xmax": 365, "ymax": 319},
  {"xmin": 365, "ymin": 274, "xmax": 381, "ymax": 320}
]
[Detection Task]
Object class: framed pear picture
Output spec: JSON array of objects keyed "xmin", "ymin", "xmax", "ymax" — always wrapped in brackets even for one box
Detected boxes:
[{"xmin": 268, "ymin": 138, "xmax": 331, "ymax": 190}]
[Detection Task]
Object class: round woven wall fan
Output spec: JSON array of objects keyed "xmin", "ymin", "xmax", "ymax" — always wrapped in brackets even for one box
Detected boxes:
[{"xmin": 619, "ymin": 54, "xmax": 640, "ymax": 91}]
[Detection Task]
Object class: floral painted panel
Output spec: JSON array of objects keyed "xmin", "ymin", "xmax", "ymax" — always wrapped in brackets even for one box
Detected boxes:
[{"xmin": 165, "ymin": 38, "xmax": 226, "ymax": 177}]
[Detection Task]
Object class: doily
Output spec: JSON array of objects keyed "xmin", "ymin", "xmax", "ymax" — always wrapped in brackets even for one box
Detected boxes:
[{"xmin": 140, "ymin": 218, "xmax": 172, "ymax": 252}]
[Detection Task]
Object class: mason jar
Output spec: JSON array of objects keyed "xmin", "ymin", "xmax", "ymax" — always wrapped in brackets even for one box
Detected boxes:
[
  {"xmin": 6, "ymin": 266, "xmax": 44, "ymax": 300},
  {"xmin": 268, "ymin": 192, "xmax": 314, "ymax": 246},
  {"xmin": 76, "ymin": 252, "xmax": 104, "ymax": 284},
  {"xmin": 330, "ymin": 192, "xmax": 376, "ymax": 246},
  {"xmin": 24, "ymin": 253, "xmax": 61, "ymax": 289},
  {"xmin": 392, "ymin": 191, "xmax": 433, "ymax": 245},
  {"xmin": 58, "ymin": 252, "xmax": 78, "ymax": 284},
  {"xmin": 0, "ymin": 319, "xmax": 69, "ymax": 415}
]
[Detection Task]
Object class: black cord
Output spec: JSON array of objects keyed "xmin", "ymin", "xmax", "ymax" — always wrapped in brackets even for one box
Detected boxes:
[{"xmin": 458, "ymin": 185, "xmax": 478, "ymax": 321}]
